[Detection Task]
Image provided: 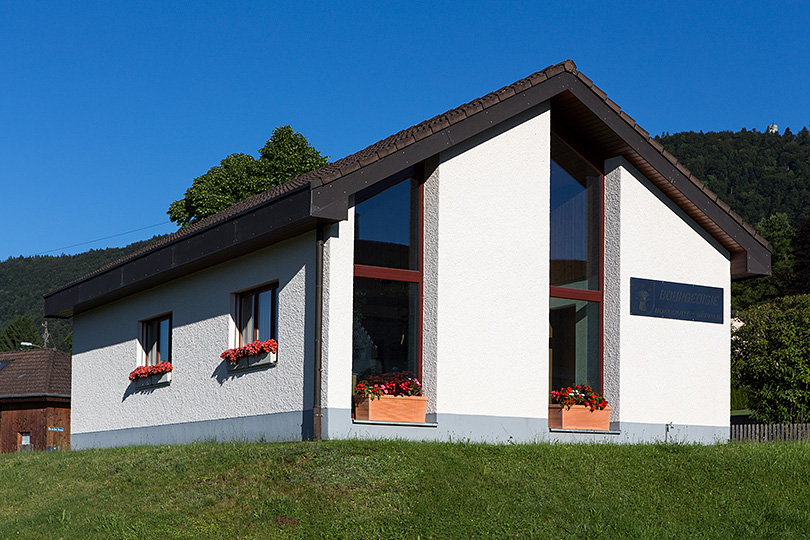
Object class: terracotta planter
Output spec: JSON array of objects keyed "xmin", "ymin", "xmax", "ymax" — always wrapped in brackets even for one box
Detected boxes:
[
  {"xmin": 354, "ymin": 395, "xmax": 428, "ymax": 423},
  {"xmin": 548, "ymin": 404, "xmax": 612, "ymax": 431}
]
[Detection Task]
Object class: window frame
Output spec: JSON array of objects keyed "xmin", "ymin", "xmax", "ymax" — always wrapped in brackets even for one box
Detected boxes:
[
  {"xmin": 549, "ymin": 133, "xmax": 605, "ymax": 392},
  {"xmin": 236, "ymin": 282, "xmax": 279, "ymax": 346},
  {"xmin": 352, "ymin": 175, "xmax": 424, "ymax": 380},
  {"xmin": 140, "ymin": 313, "xmax": 172, "ymax": 367}
]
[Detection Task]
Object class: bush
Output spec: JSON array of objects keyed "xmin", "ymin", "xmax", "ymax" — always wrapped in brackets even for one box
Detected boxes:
[{"xmin": 732, "ymin": 294, "xmax": 810, "ymax": 423}]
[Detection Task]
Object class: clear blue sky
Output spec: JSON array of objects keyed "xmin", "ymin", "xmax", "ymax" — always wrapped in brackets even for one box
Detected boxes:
[{"xmin": 2, "ymin": 1, "xmax": 808, "ymax": 261}]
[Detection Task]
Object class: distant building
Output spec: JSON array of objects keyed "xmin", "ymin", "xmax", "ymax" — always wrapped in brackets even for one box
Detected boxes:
[
  {"xmin": 0, "ymin": 349, "xmax": 71, "ymax": 453},
  {"xmin": 767, "ymin": 124, "xmax": 779, "ymax": 134}
]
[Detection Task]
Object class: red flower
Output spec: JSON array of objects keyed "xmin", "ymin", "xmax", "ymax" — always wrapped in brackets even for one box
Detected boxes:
[
  {"xmin": 353, "ymin": 372, "xmax": 423, "ymax": 400},
  {"xmin": 129, "ymin": 361, "xmax": 173, "ymax": 381},
  {"xmin": 220, "ymin": 339, "xmax": 278, "ymax": 365},
  {"xmin": 550, "ymin": 384, "xmax": 608, "ymax": 411}
]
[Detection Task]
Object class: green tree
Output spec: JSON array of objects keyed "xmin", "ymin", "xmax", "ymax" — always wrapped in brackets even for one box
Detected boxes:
[
  {"xmin": 167, "ymin": 126, "xmax": 328, "ymax": 227},
  {"xmin": 732, "ymin": 295, "xmax": 810, "ymax": 423},
  {"xmin": 0, "ymin": 315, "xmax": 42, "ymax": 351},
  {"xmin": 731, "ymin": 213, "xmax": 796, "ymax": 311},
  {"xmin": 791, "ymin": 213, "xmax": 810, "ymax": 294}
]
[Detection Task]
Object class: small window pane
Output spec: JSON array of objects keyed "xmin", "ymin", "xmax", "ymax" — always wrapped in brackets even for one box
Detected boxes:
[
  {"xmin": 158, "ymin": 318, "xmax": 170, "ymax": 363},
  {"xmin": 240, "ymin": 294, "xmax": 255, "ymax": 344},
  {"xmin": 143, "ymin": 316, "xmax": 171, "ymax": 366},
  {"xmin": 238, "ymin": 286, "xmax": 276, "ymax": 345},
  {"xmin": 352, "ymin": 277, "xmax": 419, "ymax": 378},
  {"xmin": 354, "ymin": 179, "xmax": 418, "ymax": 270},
  {"xmin": 549, "ymin": 297, "xmax": 600, "ymax": 391},
  {"xmin": 146, "ymin": 321, "xmax": 158, "ymax": 365},
  {"xmin": 550, "ymin": 135, "xmax": 601, "ymax": 291},
  {"xmin": 257, "ymin": 289, "xmax": 273, "ymax": 341}
]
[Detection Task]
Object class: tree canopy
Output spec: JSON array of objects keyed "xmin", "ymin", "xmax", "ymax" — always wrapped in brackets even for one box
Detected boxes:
[
  {"xmin": 732, "ymin": 295, "xmax": 810, "ymax": 423},
  {"xmin": 0, "ymin": 315, "xmax": 42, "ymax": 351},
  {"xmin": 731, "ymin": 212, "xmax": 796, "ymax": 311},
  {"xmin": 167, "ymin": 126, "xmax": 328, "ymax": 227},
  {"xmin": 657, "ymin": 127, "xmax": 810, "ymax": 227}
]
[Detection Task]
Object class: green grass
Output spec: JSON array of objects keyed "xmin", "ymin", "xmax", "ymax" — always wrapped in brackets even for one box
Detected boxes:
[{"xmin": 1, "ymin": 440, "xmax": 809, "ymax": 539}]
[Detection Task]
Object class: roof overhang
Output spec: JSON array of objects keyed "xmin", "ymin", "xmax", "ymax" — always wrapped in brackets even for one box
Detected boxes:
[
  {"xmin": 45, "ymin": 185, "xmax": 337, "ymax": 318},
  {"xmin": 45, "ymin": 60, "xmax": 770, "ymax": 319}
]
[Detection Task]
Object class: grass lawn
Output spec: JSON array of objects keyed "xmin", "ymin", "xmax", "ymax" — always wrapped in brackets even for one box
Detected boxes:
[{"xmin": 1, "ymin": 439, "xmax": 809, "ymax": 539}]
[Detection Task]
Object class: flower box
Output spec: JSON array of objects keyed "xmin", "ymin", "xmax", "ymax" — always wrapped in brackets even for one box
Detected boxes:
[
  {"xmin": 226, "ymin": 351, "xmax": 277, "ymax": 372},
  {"xmin": 354, "ymin": 395, "xmax": 428, "ymax": 423},
  {"xmin": 129, "ymin": 361, "xmax": 172, "ymax": 387},
  {"xmin": 135, "ymin": 371, "xmax": 172, "ymax": 388},
  {"xmin": 548, "ymin": 404, "xmax": 612, "ymax": 431},
  {"xmin": 222, "ymin": 340, "xmax": 278, "ymax": 372}
]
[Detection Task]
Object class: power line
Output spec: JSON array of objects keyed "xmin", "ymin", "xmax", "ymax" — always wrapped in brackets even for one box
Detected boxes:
[{"xmin": 36, "ymin": 221, "xmax": 174, "ymax": 255}]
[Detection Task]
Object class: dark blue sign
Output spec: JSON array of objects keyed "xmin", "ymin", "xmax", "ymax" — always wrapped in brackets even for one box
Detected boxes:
[{"xmin": 630, "ymin": 278, "xmax": 724, "ymax": 324}]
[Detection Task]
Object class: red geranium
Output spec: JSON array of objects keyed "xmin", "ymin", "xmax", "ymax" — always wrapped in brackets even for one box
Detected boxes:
[
  {"xmin": 129, "ymin": 361, "xmax": 173, "ymax": 381},
  {"xmin": 353, "ymin": 372, "xmax": 422, "ymax": 400},
  {"xmin": 550, "ymin": 384, "xmax": 608, "ymax": 411},
  {"xmin": 220, "ymin": 339, "xmax": 278, "ymax": 365}
]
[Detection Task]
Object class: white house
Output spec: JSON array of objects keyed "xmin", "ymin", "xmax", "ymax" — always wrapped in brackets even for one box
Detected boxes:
[{"xmin": 44, "ymin": 60, "xmax": 770, "ymax": 448}]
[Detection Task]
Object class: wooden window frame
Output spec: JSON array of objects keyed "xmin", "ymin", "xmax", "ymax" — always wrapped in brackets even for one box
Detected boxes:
[
  {"xmin": 141, "ymin": 313, "xmax": 172, "ymax": 366},
  {"xmin": 549, "ymin": 134, "xmax": 605, "ymax": 391},
  {"xmin": 236, "ymin": 283, "xmax": 279, "ymax": 346},
  {"xmin": 352, "ymin": 177, "xmax": 424, "ymax": 379}
]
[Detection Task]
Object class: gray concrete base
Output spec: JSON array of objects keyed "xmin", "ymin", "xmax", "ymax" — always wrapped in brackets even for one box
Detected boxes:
[
  {"xmin": 324, "ymin": 408, "xmax": 729, "ymax": 445},
  {"xmin": 71, "ymin": 410, "xmax": 305, "ymax": 449},
  {"xmin": 72, "ymin": 409, "xmax": 730, "ymax": 449}
]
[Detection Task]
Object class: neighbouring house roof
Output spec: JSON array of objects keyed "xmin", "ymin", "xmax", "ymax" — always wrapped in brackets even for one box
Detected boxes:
[
  {"xmin": 0, "ymin": 349, "xmax": 71, "ymax": 399},
  {"xmin": 44, "ymin": 59, "xmax": 771, "ymax": 319}
]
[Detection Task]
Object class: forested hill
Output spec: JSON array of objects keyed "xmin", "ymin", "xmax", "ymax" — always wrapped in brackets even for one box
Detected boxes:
[
  {"xmin": 656, "ymin": 126, "xmax": 810, "ymax": 226},
  {"xmin": 0, "ymin": 236, "xmax": 165, "ymax": 352}
]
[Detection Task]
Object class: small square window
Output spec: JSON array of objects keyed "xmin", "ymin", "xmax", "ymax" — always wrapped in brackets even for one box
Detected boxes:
[
  {"xmin": 20, "ymin": 432, "xmax": 30, "ymax": 446},
  {"xmin": 237, "ymin": 284, "xmax": 278, "ymax": 346},
  {"xmin": 141, "ymin": 314, "xmax": 172, "ymax": 366}
]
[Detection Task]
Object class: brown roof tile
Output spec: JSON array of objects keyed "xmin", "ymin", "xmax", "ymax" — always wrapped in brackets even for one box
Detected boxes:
[
  {"xmin": 0, "ymin": 349, "xmax": 71, "ymax": 397},
  {"xmin": 495, "ymin": 86, "xmax": 516, "ymax": 101},
  {"xmin": 634, "ymin": 124, "xmax": 651, "ymax": 139},
  {"xmin": 576, "ymin": 72, "xmax": 595, "ymax": 89},
  {"xmin": 648, "ymin": 138, "xmax": 665, "ymax": 153},
  {"xmin": 527, "ymin": 70, "xmax": 549, "ymax": 86},
  {"xmin": 459, "ymin": 99, "xmax": 484, "ymax": 116},
  {"xmin": 604, "ymin": 97, "xmax": 622, "ymax": 114},
  {"xmin": 427, "ymin": 113, "xmax": 451, "ymax": 132},
  {"xmin": 590, "ymin": 83, "xmax": 608, "ymax": 101},
  {"xmin": 479, "ymin": 92, "xmax": 500, "ymax": 110},
  {"xmin": 511, "ymin": 77, "xmax": 532, "ymax": 94},
  {"xmin": 544, "ymin": 63, "xmax": 565, "ymax": 78},
  {"xmin": 445, "ymin": 107, "xmax": 468, "ymax": 126}
]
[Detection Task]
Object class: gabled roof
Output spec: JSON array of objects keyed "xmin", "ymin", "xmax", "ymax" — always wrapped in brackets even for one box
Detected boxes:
[
  {"xmin": 0, "ymin": 349, "xmax": 71, "ymax": 399},
  {"xmin": 44, "ymin": 60, "xmax": 771, "ymax": 319}
]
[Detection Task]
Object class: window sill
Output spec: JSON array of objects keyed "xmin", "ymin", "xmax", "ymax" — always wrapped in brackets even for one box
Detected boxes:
[
  {"xmin": 548, "ymin": 428, "xmax": 620, "ymax": 435},
  {"xmin": 352, "ymin": 419, "xmax": 438, "ymax": 428},
  {"xmin": 226, "ymin": 352, "xmax": 277, "ymax": 372},
  {"xmin": 134, "ymin": 372, "xmax": 172, "ymax": 388}
]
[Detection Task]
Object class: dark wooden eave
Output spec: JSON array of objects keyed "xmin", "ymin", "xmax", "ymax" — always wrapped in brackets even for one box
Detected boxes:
[{"xmin": 44, "ymin": 60, "xmax": 770, "ymax": 319}]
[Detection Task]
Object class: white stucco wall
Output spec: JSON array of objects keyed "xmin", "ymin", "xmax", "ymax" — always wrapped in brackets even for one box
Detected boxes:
[
  {"xmin": 71, "ymin": 232, "xmax": 316, "ymax": 446},
  {"xmin": 322, "ymin": 215, "xmax": 355, "ymax": 414},
  {"xmin": 321, "ymin": 104, "xmax": 551, "ymax": 441},
  {"xmin": 434, "ymin": 103, "xmax": 550, "ymax": 422},
  {"xmin": 612, "ymin": 157, "xmax": 731, "ymax": 437}
]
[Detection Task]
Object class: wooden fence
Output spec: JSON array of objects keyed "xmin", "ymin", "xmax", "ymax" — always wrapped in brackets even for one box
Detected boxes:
[{"xmin": 731, "ymin": 423, "xmax": 810, "ymax": 442}]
